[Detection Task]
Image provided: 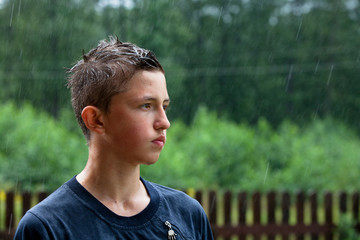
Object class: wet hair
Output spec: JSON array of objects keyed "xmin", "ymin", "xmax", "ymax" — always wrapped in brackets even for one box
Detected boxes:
[{"xmin": 67, "ymin": 36, "xmax": 164, "ymax": 141}]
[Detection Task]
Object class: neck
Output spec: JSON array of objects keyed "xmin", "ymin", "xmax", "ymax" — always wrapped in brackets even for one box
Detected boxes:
[{"xmin": 76, "ymin": 144, "xmax": 150, "ymax": 216}]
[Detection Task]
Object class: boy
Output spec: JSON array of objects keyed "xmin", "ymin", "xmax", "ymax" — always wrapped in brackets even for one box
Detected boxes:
[{"xmin": 14, "ymin": 36, "xmax": 214, "ymax": 239}]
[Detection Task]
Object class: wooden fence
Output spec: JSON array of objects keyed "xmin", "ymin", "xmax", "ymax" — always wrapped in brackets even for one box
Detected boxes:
[{"xmin": 1, "ymin": 190, "xmax": 359, "ymax": 239}]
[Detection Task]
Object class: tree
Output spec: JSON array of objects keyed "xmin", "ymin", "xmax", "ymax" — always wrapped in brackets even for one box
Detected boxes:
[{"xmin": 0, "ymin": 0, "xmax": 105, "ymax": 116}]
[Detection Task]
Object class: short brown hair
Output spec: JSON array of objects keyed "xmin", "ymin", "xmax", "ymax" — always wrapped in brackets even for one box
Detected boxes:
[{"xmin": 67, "ymin": 36, "xmax": 164, "ymax": 141}]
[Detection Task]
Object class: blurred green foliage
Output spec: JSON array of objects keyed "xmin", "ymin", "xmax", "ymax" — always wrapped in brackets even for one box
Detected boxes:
[
  {"xmin": 0, "ymin": 102, "xmax": 87, "ymax": 191},
  {"xmin": 145, "ymin": 107, "xmax": 360, "ymax": 192},
  {"xmin": 0, "ymin": 103, "xmax": 359, "ymax": 192},
  {"xmin": 0, "ymin": 0, "xmax": 360, "ymax": 192},
  {"xmin": 1, "ymin": 0, "xmax": 360, "ymax": 132},
  {"xmin": 338, "ymin": 213, "xmax": 360, "ymax": 240}
]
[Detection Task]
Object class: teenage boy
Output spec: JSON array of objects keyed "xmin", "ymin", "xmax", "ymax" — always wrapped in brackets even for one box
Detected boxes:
[{"xmin": 14, "ymin": 36, "xmax": 214, "ymax": 239}]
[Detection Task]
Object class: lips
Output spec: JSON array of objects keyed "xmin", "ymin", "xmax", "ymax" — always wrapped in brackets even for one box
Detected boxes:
[{"xmin": 152, "ymin": 135, "xmax": 166, "ymax": 147}]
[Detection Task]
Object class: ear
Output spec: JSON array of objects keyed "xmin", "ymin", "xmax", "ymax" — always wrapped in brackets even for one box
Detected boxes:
[{"xmin": 81, "ymin": 106, "xmax": 105, "ymax": 134}]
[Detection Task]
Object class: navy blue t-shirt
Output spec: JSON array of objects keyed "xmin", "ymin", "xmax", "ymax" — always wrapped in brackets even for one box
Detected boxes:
[{"xmin": 14, "ymin": 177, "xmax": 213, "ymax": 239}]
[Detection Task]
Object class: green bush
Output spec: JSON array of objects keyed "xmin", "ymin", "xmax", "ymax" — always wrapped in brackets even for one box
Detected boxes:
[
  {"xmin": 143, "ymin": 107, "xmax": 266, "ymax": 190},
  {"xmin": 0, "ymin": 102, "xmax": 87, "ymax": 191},
  {"xmin": 265, "ymin": 118, "xmax": 360, "ymax": 192},
  {"xmin": 143, "ymin": 107, "xmax": 360, "ymax": 192},
  {"xmin": 337, "ymin": 214, "xmax": 359, "ymax": 240},
  {"xmin": 1, "ymin": 103, "xmax": 359, "ymax": 192}
]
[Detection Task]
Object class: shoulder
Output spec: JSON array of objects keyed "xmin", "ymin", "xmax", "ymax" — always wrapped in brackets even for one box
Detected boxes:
[
  {"xmin": 145, "ymin": 180, "xmax": 206, "ymax": 220},
  {"xmin": 14, "ymin": 211, "xmax": 51, "ymax": 239},
  {"xmin": 13, "ymin": 187, "xmax": 71, "ymax": 240},
  {"xmin": 150, "ymin": 182, "xmax": 201, "ymax": 208},
  {"xmin": 15, "ymin": 179, "xmax": 82, "ymax": 238},
  {"xmin": 28, "ymin": 183, "xmax": 76, "ymax": 217}
]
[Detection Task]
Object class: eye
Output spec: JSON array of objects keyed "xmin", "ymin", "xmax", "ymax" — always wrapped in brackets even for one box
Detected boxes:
[
  {"xmin": 163, "ymin": 104, "xmax": 170, "ymax": 112},
  {"xmin": 141, "ymin": 103, "xmax": 151, "ymax": 110}
]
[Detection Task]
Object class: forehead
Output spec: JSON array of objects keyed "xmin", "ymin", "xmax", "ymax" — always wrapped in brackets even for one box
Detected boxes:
[
  {"xmin": 130, "ymin": 70, "xmax": 166, "ymax": 88},
  {"xmin": 113, "ymin": 70, "xmax": 169, "ymax": 102}
]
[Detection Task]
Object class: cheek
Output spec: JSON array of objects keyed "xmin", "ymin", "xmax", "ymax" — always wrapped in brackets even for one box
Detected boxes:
[
  {"xmin": 109, "ymin": 112, "xmax": 153, "ymax": 142},
  {"xmin": 116, "ymin": 122, "xmax": 150, "ymax": 144}
]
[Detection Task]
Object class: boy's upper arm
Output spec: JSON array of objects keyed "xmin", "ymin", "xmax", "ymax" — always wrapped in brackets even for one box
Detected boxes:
[{"xmin": 14, "ymin": 212, "xmax": 52, "ymax": 240}]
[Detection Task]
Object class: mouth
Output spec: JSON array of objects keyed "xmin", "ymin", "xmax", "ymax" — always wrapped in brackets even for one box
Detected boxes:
[{"xmin": 152, "ymin": 135, "xmax": 166, "ymax": 148}]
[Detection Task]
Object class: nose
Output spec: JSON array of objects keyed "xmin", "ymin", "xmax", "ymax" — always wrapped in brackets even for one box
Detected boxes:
[{"xmin": 154, "ymin": 108, "xmax": 171, "ymax": 130}]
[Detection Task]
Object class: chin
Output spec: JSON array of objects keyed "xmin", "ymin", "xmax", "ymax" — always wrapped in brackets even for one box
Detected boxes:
[
  {"xmin": 143, "ymin": 159, "xmax": 159, "ymax": 165},
  {"xmin": 141, "ymin": 156, "xmax": 160, "ymax": 165}
]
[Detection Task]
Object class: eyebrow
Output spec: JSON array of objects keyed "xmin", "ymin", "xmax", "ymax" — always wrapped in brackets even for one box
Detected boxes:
[{"xmin": 142, "ymin": 96, "xmax": 170, "ymax": 103}]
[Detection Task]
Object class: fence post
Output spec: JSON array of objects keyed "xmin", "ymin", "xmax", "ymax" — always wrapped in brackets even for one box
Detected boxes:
[
  {"xmin": 252, "ymin": 192, "xmax": 261, "ymax": 240},
  {"xmin": 224, "ymin": 191, "xmax": 232, "ymax": 240},
  {"xmin": 281, "ymin": 192, "xmax": 290, "ymax": 240},
  {"xmin": 310, "ymin": 192, "xmax": 319, "ymax": 240},
  {"xmin": 208, "ymin": 191, "xmax": 217, "ymax": 237},
  {"xmin": 22, "ymin": 192, "xmax": 31, "ymax": 217},
  {"xmin": 195, "ymin": 190, "xmax": 203, "ymax": 205},
  {"xmin": 296, "ymin": 192, "xmax": 305, "ymax": 240},
  {"xmin": 267, "ymin": 191, "xmax": 276, "ymax": 240},
  {"xmin": 5, "ymin": 192, "xmax": 15, "ymax": 235},
  {"xmin": 38, "ymin": 192, "xmax": 48, "ymax": 202},
  {"xmin": 238, "ymin": 192, "xmax": 247, "ymax": 240},
  {"xmin": 339, "ymin": 192, "xmax": 347, "ymax": 213},
  {"xmin": 324, "ymin": 192, "xmax": 333, "ymax": 240}
]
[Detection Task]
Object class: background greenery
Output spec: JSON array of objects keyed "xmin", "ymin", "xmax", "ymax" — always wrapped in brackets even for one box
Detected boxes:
[
  {"xmin": 1, "ymin": 102, "xmax": 359, "ymax": 192},
  {"xmin": 0, "ymin": 0, "xmax": 359, "ymax": 192}
]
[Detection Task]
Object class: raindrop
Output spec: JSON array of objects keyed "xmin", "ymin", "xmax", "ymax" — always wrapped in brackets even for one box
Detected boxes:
[
  {"xmin": 8, "ymin": 213, "xmax": 13, "ymax": 234},
  {"xmin": 285, "ymin": 64, "xmax": 293, "ymax": 92},
  {"xmin": 9, "ymin": 2, "xmax": 14, "ymax": 27},
  {"xmin": 314, "ymin": 59, "xmax": 320, "ymax": 74},
  {"xmin": 295, "ymin": 20, "xmax": 302, "ymax": 40},
  {"xmin": 217, "ymin": 6, "xmax": 223, "ymax": 24},
  {"xmin": 327, "ymin": 64, "xmax": 334, "ymax": 86},
  {"xmin": 313, "ymin": 105, "xmax": 320, "ymax": 120},
  {"xmin": 263, "ymin": 162, "xmax": 269, "ymax": 184},
  {"xmin": 17, "ymin": 0, "xmax": 21, "ymax": 16}
]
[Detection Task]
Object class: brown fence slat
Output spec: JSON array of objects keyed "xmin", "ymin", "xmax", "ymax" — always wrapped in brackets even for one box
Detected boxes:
[
  {"xmin": 238, "ymin": 192, "xmax": 247, "ymax": 224},
  {"xmin": 296, "ymin": 192, "xmax": 305, "ymax": 240},
  {"xmin": 224, "ymin": 191, "xmax": 231, "ymax": 225},
  {"xmin": 208, "ymin": 191, "xmax": 217, "ymax": 225},
  {"xmin": 267, "ymin": 191, "xmax": 276, "ymax": 240},
  {"xmin": 224, "ymin": 191, "xmax": 232, "ymax": 240},
  {"xmin": 252, "ymin": 192, "xmax": 261, "ymax": 224},
  {"xmin": 340, "ymin": 192, "xmax": 347, "ymax": 213},
  {"xmin": 5, "ymin": 192, "xmax": 14, "ymax": 232},
  {"xmin": 252, "ymin": 192, "xmax": 261, "ymax": 240},
  {"xmin": 281, "ymin": 192, "xmax": 290, "ymax": 240},
  {"xmin": 22, "ymin": 192, "xmax": 31, "ymax": 217},
  {"xmin": 296, "ymin": 192, "xmax": 305, "ymax": 224},
  {"xmin": 237, "ymin": 192, "xmax": 247, "ymax": 240},
  {"xmin": 208, "ymin": 191, "xmax": 217, "ymax": 237},
  {"xmin": 38, "ymin": 192, "xmax": 48, "ymax": 202},
  {"xmin": 195, "ymin": 190, "xmax": 202, "ymax": 205},
  {"xmin": 324, "ymin": 192, "xmax": 333, "ymax": 240},
  {"xmin": 310, "ymin": 192, "xmax": 319, "ymax": 240}
]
